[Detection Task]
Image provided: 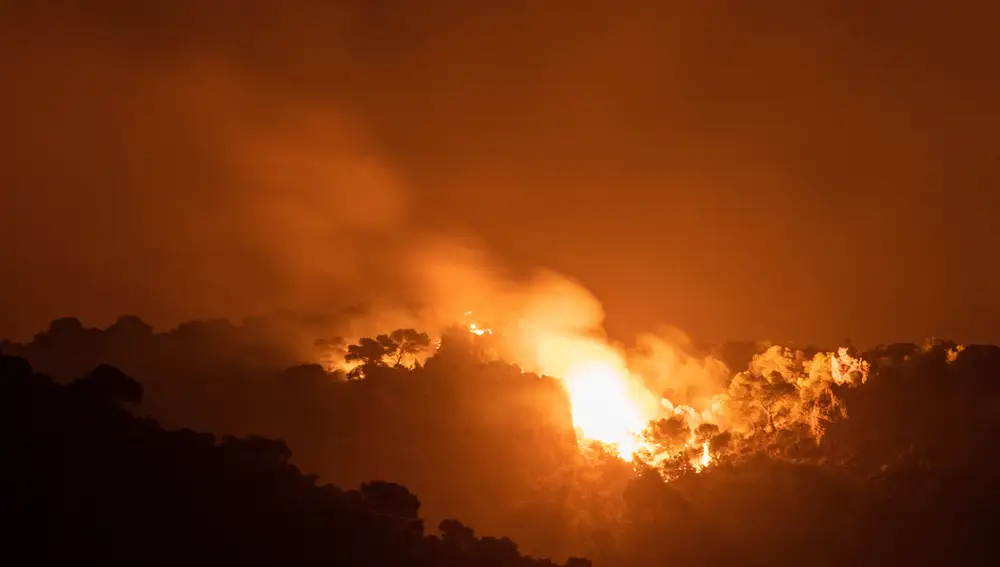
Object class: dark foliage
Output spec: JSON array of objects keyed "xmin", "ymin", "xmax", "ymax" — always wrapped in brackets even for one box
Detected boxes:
[
  {"xmin": 4, "ymin": 318, "xmax": 1000, "ymax": 566},
  {"xmin": 0, "ymin": 355, "xmax": 586, "ymax": 566}
]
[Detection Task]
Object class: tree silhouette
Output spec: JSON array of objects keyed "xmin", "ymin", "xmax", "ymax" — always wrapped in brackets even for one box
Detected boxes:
[
  {"xmin": 70, "ymin": 364, "xmax": 144, "ymax": 407},
  {"xmin": 344, "ymin": 336, "xmax": 394, "ymax": 379},
  {"xmin": 5, "ymin": 315, "xmax": 1000, "ymax": 567},
  {"xmin": 344, "ymin": 329, "xmax": 431, "ymax": 378},
  {"xmin": 0, "ymin": 354, "xmax": 587, "ymax": 566},
  {"xmin": 758, "ymin": 374, "xmax": 798, "ymax": 432},
  {"xmin": 108, "ymin": 315, "xmax": 153, "ymax": 337},
  {"xmin": 386, "ymin": 328, "xmax": 431, "ymax": 367},
  {"xmin": 361, "ymin": 480, "xmax": 422, "ymax": 520},
  {"xmin": 440, "ymin": 519, "xmax": 477, "ymax": 550},
  {"xmin": 728, "ymin": 370, "xmax": 797, "ymax": 435},
  {"xmin": 46, "ymin": 316, "xmax": 85, "ymax": 337}
]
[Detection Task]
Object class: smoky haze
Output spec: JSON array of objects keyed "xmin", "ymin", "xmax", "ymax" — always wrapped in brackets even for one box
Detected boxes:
[{"xmin": 1, "ymin": 0, "xmax": 998, "ymax": 346}]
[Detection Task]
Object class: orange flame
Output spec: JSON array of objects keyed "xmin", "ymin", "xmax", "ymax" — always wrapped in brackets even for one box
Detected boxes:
[
  {"xmin": 562, "ymin": 359, "xmax": 648, "ymax": 459},
  {"xmin": 447, "ymin": 310, "xmax": 869, "ymax": 475}
]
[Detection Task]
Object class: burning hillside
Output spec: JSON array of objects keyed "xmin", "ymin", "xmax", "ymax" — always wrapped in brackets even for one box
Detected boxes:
[{"xmin": 328, "ymin": 307, "xmax": 871, "ymax": 479}]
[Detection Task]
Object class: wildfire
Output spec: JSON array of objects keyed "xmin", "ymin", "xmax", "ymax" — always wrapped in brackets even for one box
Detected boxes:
[
  {"xmin": 831, "ymin": 346, "xmax": 869, "ymax": 384},
  {"xmin": 447, "ymin": 309, "xmax": 870, "ymax": 476},
  {"xmin": 693, "ymin": 442, "xmax": 711, "ymax": 471},
  {"xmin": 464, "ymin": 311, "xmax": 493, "ymax": 336},
  {"xmin": 562, "ymin": 359, "xmax": 649, "ymax": 459},
  {"xmin": 458, "ymin": 312, "xmax": 653, "ymax": 459}
]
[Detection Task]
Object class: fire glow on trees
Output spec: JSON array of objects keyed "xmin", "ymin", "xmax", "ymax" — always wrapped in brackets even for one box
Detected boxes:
[
  {"xmin": 329, "ymin": 304, "xmax": 871, "ymax": 478},
  {"xmin": 457, "ymin": 311, "xmax": 870, "ymax": 475}
]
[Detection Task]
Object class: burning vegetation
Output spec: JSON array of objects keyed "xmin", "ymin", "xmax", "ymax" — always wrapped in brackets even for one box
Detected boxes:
[
  {"xmin": 316, "ymin": 309, "xmax": 871, "ymax": 480},
  {"xmin": 4, "ymin": 311, "xmax": 997, "ymax": 567}
]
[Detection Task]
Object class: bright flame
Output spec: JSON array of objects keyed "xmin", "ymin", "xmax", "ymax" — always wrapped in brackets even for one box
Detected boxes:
[
  {"xmin": 453, "ymin": 313, "xmax": 667, "ymax": 461},
  {"xmin": 830, "ymin": 347, "xmax": 869, "ymax": 385},
  {"xmin": 693, "ymin": 442, "xmax": 711, "ymax": 471},
  {"xmin": 450, "ymin": 308, "xmax": 866, "ymax": 475},
  {"xmin": 464, "ymin": 311, "xmax": 493, "ymax": 336},
  {"xmin": 563, "ymin": 359, "xmax": 649, "ymax": 459}
]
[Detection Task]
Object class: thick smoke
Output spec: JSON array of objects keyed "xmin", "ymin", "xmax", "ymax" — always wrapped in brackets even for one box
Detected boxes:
[
  {"xmin": 0, "ymin": 10, "xmax": 610, "ymax": 347},
  {"xmin": 0, "ymin": 7, "xmax": 881, "ymax": 470},
  {"xmin": 1, "ymin": 46, "xmax": 413, "ymax": 335},
  {"xmin": 4, "ymin": 1, "xmax": 999, "ymax": 346},
  {"xmin": 628, "ymin": 329, "xmax": 731, "ymax": 409}
]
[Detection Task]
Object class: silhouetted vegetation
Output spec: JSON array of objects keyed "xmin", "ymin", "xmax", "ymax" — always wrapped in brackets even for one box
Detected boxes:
[
  {"xmin": 0, "ymin": 354, "xmax": 587, "ymax": 566},
  {"xmin": 3, "ymin": 317, "xmax": 1000, "ymax": 565}
]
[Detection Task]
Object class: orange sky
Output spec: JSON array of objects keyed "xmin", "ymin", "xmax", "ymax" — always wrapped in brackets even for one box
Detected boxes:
[{"xmin": 1, "ymin": 1, "xmax": 998, "ymax": 346}]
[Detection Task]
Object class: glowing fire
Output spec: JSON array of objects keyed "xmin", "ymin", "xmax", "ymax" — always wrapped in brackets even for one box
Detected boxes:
[
  {"xmin": 459, "ymin": 313, "xmax": 652, "ymax": 459},
  {"xmin": 562, "ymin": 359, "xmax": 648, "ymax": 459},
  {"xmin": 693, "ymin": 442, "xmax": 711, "ymax": 471},
  {"xmin": 515, "ymin": 327, "xmax": 663, "ymax": 461},
  {"xmin": 464, "ymin": 311, "xmax": 493, "ymax": 336},
  {"xmin": 448, "ymin": 309, "xmax": 869, "ymax": 475}
]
